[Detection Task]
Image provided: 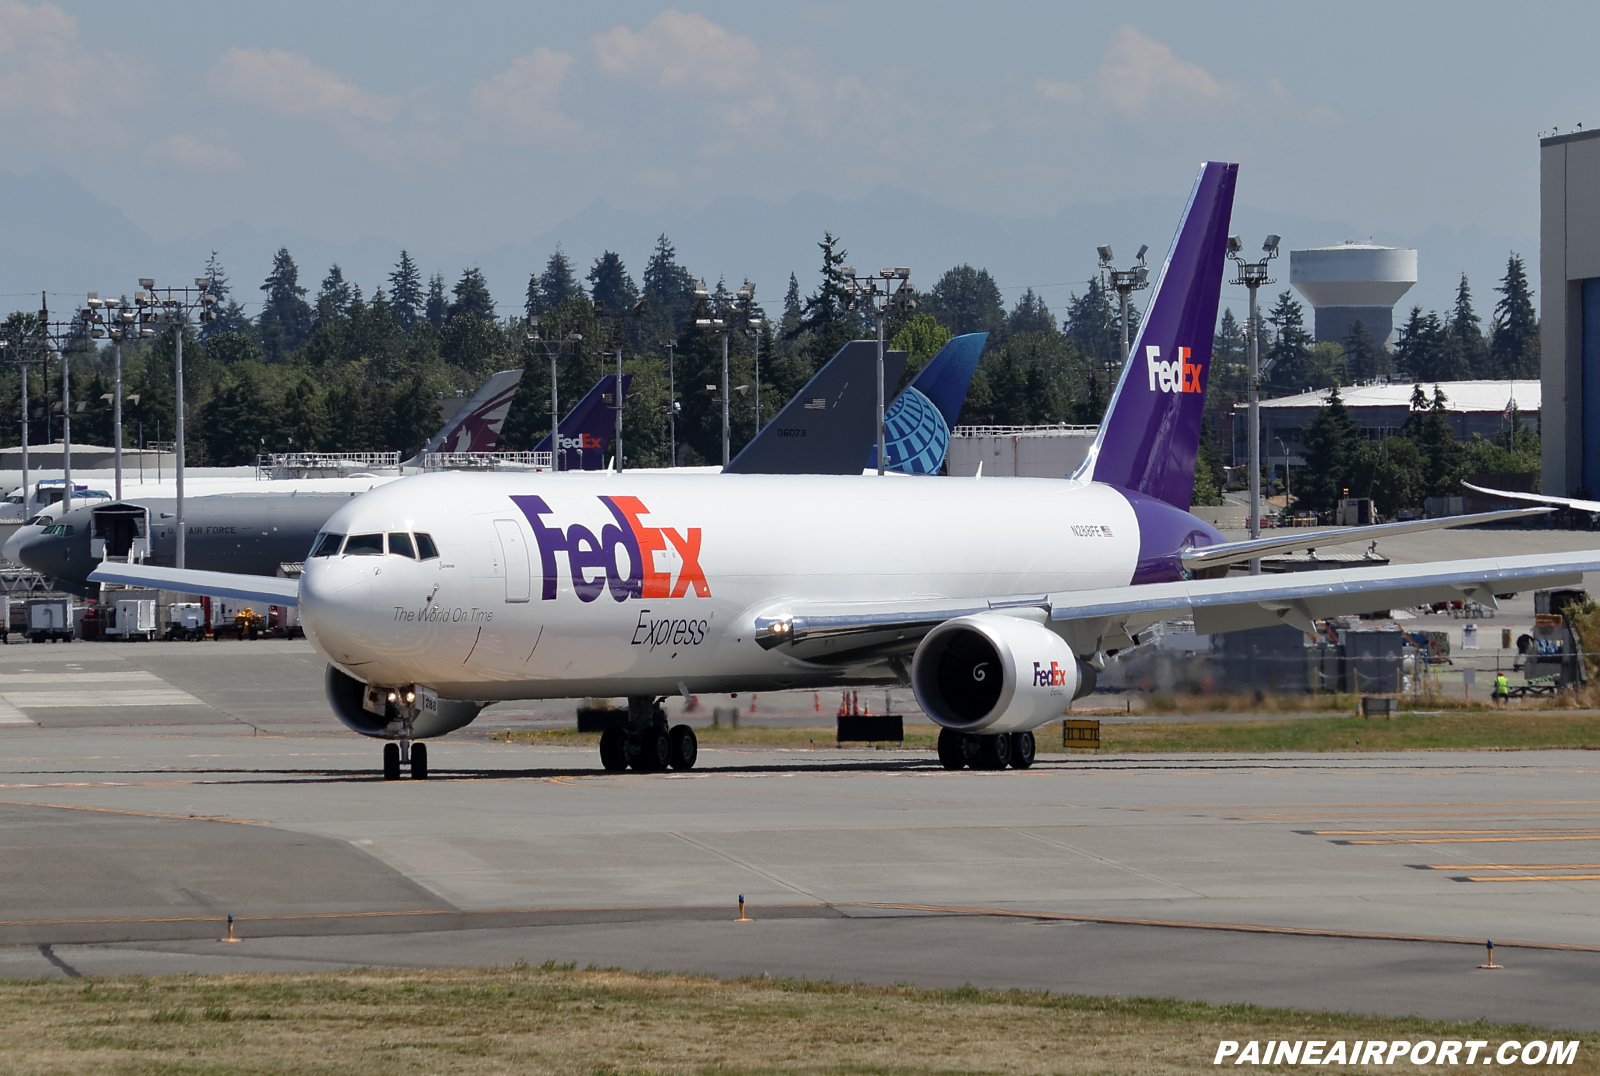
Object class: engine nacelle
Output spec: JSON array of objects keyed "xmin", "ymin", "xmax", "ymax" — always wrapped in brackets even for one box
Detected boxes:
[
  {"xmin": 324, "ymin": 665, "xmax": 484, "ymax": 739},
  {"xmin": 911, "ymin": 612, "xmax": 1087, "ymax": 734}
]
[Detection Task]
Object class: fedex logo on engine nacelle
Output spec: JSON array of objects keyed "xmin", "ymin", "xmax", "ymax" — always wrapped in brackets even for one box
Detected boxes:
[
  {"xmin": 1145, "ymin": 345, "xmax": 1204, "ymax": 395},
  {"xmin": 511, "ymin": 494, "xmax": 709, "ymax": 604},
  {"xmin": 1033, "ymin": 661, "xmax": 1069, "ymax": 688}
]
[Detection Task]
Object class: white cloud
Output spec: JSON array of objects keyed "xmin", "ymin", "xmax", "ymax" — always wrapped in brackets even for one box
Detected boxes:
[
  {"xmin": 147, "ymin": 133, "xmax": 244, "ymax": 173},
  {"xmin": 1035, "ymin": 79, "xmax": 1082, "ymax": 105},
  {"xmin": 470, "ymin": 47, "xmax": 578, "ymax": 137},
  {"xmin": 0, "ymin": 1, "xmax": 146, "ymax": 122},
  {"xmin": 593, "ymin": 10, "xmax": 760, "ymax": 93},
  {"xmin": 208, "ymin": 47, "xmax": 400, "ymax": 124},
  {"xmin": 1092, "ymin": 26, "xmax": 1235, "ymax": 117}
]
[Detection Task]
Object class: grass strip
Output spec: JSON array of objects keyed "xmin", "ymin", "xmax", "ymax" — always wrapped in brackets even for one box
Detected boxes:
[
  {"xmin": 1, "ymin": 963, "xmax": 1592, "ymax": 1075},
  {"xmin": 501, "ymin": 710, "xmax": 1600, "ymax": 754}
]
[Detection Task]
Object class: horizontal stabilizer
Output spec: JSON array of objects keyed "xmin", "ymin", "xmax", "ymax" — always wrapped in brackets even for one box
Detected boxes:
[
  {"xmin": 1462, "ymin": 482, "xmax": 1600, "ymax": 513},
  {"xmin": 88, "ymin": 563, "xmax": 299, "ymax": 607},
  {"xmin": 1180, "ymin": 507, "xmax": 1553, "ymax": 571}
]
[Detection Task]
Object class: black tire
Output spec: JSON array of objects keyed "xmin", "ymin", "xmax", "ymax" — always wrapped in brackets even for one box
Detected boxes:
[
  {"xmin": 633, "ymin": 726, "xmax": 671, "ymax": 771},
  {"xmin": 598, "ymin": 728, "xmax": 628, "ymax": 771},
  {"xmin": 382, "ymin": 743, "xmax": 401, "ymax": 781},
  {"xmin": 1010, "ymin": 731, "xmax": 1036, "ymax": 770},
  {"xmin": 669, "ymin": 725, "xmax": 698, "ymax": 771},
  {"xmin": 937, "ymin": 728, "xmax": 966, "ymax": 770},
  {"xmin": 411, "ymin": 742, "xmax": 428, "ymax": 780},
  {"xmin": 977, "ymin": 733, "xmax": 1012, "ymax": 770}
]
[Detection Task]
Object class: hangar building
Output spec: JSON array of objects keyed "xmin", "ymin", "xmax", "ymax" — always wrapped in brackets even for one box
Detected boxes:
[{"xmin": 1541, "ymin": 129, "xmax": 1600, "ymax": 496}]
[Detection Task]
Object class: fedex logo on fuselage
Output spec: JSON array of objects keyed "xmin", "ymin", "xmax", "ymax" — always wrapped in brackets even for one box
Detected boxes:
[
  {"xmin": 511, "ymin": 494, "xmax": 709, "ymax": 604},
  {"xmin": 1145, "ymin": 345, "xmax": 1204, "ymax": 395},
  {"xmin": 558, "ymin": 433, "xmax": 604, "ymax": 450},
  {"xmin": 1033, "ymin": 661, "xmax": 1069, "ymax": 688}
]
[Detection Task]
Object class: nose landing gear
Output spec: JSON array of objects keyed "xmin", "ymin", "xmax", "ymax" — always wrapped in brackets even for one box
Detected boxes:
[
  {"xmin": 937, "ymin": 729, "xmax": 1035, "ymax": 771},
  {"xmin": 382, "ymin": 738, "xmax": 428, "ymax": 780},
  {"xmin": 599, "ymin": 697, "xmax": 699, "ymax": 772}
]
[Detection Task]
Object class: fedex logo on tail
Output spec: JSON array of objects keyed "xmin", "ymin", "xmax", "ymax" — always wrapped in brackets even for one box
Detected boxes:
[
  {"xmin": 557, "ymin": 433, "xmax": 605, "ymax": 450},
  {"xmin": 1033, "ymin": 661, "xmax": 1069, "ymax": 688},
  {"xmin": 1145, "ymin": 345, "xmax": 1205, "ymax": 395},
  {"xmin": 512, "ymin": 495, "xmax": 709, "ymax": 604}
]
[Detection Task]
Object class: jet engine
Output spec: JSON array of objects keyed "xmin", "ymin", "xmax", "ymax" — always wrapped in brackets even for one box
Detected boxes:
[
  {"xmin": 911, "ymin": 613, "xmax": 1090, "ymax": 734},
  {"xmin": 324, "ymin": 665, "xmax": 484, "ymax": 739}
]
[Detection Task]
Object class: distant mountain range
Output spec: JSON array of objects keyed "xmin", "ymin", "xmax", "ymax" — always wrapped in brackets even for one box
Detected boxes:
[{"xmin": 0, "ymin": 168, "xmax": 1531, "ymax": 332}]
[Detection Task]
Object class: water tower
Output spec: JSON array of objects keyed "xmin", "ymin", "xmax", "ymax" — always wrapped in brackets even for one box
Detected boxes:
[{"xmin": 1288, "ymin": 242, "xmax": 1417, "ymax": 349}]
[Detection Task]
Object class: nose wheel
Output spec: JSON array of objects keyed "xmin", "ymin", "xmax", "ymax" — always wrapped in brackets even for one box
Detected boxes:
[{"xmin": 382, "ymin": 740, "xmax": 428, "ymax": 780}]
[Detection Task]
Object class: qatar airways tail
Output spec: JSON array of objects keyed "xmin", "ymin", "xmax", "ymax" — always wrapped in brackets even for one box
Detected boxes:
[{"xmin": 94, "ymin": 161, "xmax": 1595, "ymax": 781}]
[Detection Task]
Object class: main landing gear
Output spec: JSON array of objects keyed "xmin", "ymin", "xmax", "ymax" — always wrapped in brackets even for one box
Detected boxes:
[
  {"xmin": 937, "ymin": 729, "xmax": 1035, "ymax": 771},
  {"xmin": 598, "ymin": 697, "xmax": 698, "ymax": 773},
  {"xmin": 382, "ymin": 740, "xmax": 428, "ymax": 781}
]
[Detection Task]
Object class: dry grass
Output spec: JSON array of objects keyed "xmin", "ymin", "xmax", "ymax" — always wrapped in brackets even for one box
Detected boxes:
[
  {"xmin": 1095, "ymin": 710, "xmax": 1600, "ymax": 754},
  {"xmin": 0, "ymin": 964, "xmax": 1591, "ymax": 1075}
]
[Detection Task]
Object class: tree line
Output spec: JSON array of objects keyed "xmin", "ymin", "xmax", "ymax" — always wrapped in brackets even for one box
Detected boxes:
[{"xmin": 0, "ymin": 235, "xmax": 1151, "ymax": 468}]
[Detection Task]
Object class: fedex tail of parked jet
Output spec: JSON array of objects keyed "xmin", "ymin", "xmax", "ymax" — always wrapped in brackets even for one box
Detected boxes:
[
  {"xmin": 409, "ymin": 369, "xmax": 523, "ymax": 461},
  {"xmin": 533, "ymin": 374, "xmax": 633, "ymax": 470},
  {"xmin": 867, "ymin": 332, "xmax": 987, "ymax": 474},
  {"xmin": 1074, "ymin": 161, "xmax": 1237, "ymax": 510}
]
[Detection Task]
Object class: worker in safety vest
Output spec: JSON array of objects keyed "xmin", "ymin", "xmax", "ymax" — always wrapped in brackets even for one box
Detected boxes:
[{"xmin": 1494, "ymin": 672, "xmax": 1510, "ymax": 705}]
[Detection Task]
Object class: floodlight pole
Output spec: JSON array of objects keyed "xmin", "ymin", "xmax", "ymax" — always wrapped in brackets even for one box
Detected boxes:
[
  {"xmin": 844, "ymin": 268, "xmax": 915, "ymax": 475},
  {"xmin": 720, "ymin": 329, "xmax": 730, "ymax": 466},
  {"xmin": 662, "ymin": 339, "xmax": 677, "ymax": 463},
  {"xmin": 139, "ymin": 279, "xmax": 216, "ymax": 570},
  {"xmin": 1227, "ymin": 235, "xmax": 1279, "ymax": 572},
  {"xmin": 1097, "ymin": 245, "xmax": 1150, "ymax": 362}
]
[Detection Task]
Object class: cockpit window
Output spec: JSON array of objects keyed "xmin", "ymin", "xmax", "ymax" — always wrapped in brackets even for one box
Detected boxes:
[
  {"xmin": 343, "ymin": 533, "xmax": 384, "ymax": 556},
  {"xmin": 414, "ymin": 533, "xmax": 439, "ymax": 560},
  {"xmin": 310, "ymin": 532, "xmax": 344, "ymax": 558},
  {"xmin": 388, "ymin": 532, "xmax": 416, "ymax": 559},
  {"xmin": 43, "ymin": 524, "xmax": 73, "ymax": 537}
]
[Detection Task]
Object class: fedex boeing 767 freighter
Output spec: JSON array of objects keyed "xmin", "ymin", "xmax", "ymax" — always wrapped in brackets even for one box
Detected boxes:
[{"xmin": 93, "ymin": 162, "xmax": 1595, "ymax": 779}]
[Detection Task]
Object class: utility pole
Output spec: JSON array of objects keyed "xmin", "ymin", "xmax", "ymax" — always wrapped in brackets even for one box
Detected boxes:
[
  {"xmin": 136, "ymin": 277, "xmax": 217, "ymax": 569},
  {"xmin": 84, "ymin": 293, "xmax": 135, "ymax": 501},
  {"xmin": 1097, "ymin": 245, "xmax": 1151, "ymax": 361},
  {"xmin": 661, "ymin": 338, "xmax": 677, "ymax": 464},
  {"xmin": 1227, "ymin": 234, "xmax": 1280, "ymax": 572},
  {"xmin": 525, "ymin": 318, "xmax": 580, "ymax": 471},
  {"xmin": 843, "ymin": 268, "xmax": 915, "ymax": 474}
]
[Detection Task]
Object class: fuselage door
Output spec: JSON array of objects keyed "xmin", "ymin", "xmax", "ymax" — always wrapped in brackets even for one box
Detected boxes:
[{"xmin": 494, "ymin": 518, "xmax": 531, "ymax": 602}]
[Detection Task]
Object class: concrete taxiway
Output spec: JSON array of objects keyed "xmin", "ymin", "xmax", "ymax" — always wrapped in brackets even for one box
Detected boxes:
[{"xmin": 0, "ymin": 634, "xmax": 1597, "ymax": 1029}]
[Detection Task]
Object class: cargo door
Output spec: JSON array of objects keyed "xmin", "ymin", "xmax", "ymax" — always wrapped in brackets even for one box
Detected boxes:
[{"xmin": 494, "ymin": 519, "xmax": 531, "ymax": 603}]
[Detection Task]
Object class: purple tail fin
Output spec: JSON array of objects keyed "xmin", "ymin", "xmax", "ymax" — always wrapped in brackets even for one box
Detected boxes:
[
  {"xmin": 1074, "ymin": 161, "xmax": 1237, "ymax": 510},
  {"xmin": 532, "ymin": 374, "xmax": 632, "ymax": 470}
]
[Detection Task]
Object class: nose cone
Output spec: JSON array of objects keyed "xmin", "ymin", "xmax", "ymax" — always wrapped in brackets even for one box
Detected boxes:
[
  {"xmin": 8, "ymin": 524, "xmax": 67, "ymax": 578},
  {"xmin": 300, "ymin": 559, "xmax": 375, "ymax": 665},
  {"xmin": 1, "ymin": 525, "xmax": 38, "ymax": 565}
]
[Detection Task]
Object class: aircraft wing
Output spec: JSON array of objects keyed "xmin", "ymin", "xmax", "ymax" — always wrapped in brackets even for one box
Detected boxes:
[
  {"xmin": 1181, "ymin": 507, "xmax": 1553, "ymax": 572},
  {"xmin": 87, "ymin": 563, "xmax": 300, "ymax": 607},
  {"xmin": 1462, "ymin": 482, "xmax": 1600, "ymax": 513},
  {"xmin": 755, "ymin": 550, "xmax": 1600, "ymax": 663}
]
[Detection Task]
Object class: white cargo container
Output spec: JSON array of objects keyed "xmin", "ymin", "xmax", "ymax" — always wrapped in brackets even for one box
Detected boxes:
[
  {"xmin": 167, "ymin": 603, "xmax": 205, "ymax": 641},
  {"xmin": 106, "ymin": 599, "xmax": 157, "ymax": 641},
  {"xmin": 26, "ymin": 598, "xmax": 72, "ymax": 643}
]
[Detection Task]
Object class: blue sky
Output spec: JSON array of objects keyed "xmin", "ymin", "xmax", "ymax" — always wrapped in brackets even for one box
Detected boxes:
[{"xmin": 0, "ymin": 2, "xmax": 1590, "ymax": 318}]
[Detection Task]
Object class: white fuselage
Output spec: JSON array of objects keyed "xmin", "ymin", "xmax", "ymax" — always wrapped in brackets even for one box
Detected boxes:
[{"xmin": 299, "ymin": 471, "xmax": 1141, "ymax": 701}]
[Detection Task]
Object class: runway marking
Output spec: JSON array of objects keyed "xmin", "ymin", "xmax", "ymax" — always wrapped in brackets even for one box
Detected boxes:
[
  {"xmin": 1340, "ymin": 835, "xmax": 1600, "ymax": 845},
  {"xmin": 848, "ymin": 903, "xmax": 1600, "ymax": 953},
  {"xmin": 1313, "ymin": 827, "xmax": 1600, "ymax": 835},
  {"xmin": 0, "ymin": 671, "xmax": 162, "ymax": 685},
  {"xmin": 3, "ymin": 689, "xmax": 205, "ymax": 708},
  {"xmin": 1461, "ymin": 874, "xmax": 1600, "ymax": 882},
  {"xmin": 0, "ymin": 697, "xmax": 31, "ymax": 724},
  {"xmin": 1415, "ymin": 863, "xmax": 1600, "ymax": 870},
  {"xmin": 0, "ymin": 799, "xmax": 264, "ymax": 824}
]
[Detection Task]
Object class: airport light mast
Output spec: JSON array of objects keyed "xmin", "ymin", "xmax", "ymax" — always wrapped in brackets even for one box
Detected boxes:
[
  {"xmin": 1096, "ymin": 245, "xmax": 1150, "ymax": 361},
  {"xmin": 135, "ymin": 278, "xmax": 217, "ymax": 570},
  {"xmin": 659, "ymin": 338, "xmax": 678, "ymax": 464},
  {"xmin": 0, "ymin": 330, "xmax": 44, "ymax": 515},
  {"xmin": 746, "ymin": 314, "xmax": 765, "ymax": 435},
  {"xmin": 1227, "ymin": 234, "xmax": 1280, "ymax": 569},
  {"xmin": 525, "ymin": 319, "xmax": 582, "ymax": 471},
  {"xmin": 843, "ymin": 267, "xmax": 915, "ymax": 475},
  {"xmin": 37, "ymin": 299, "xmax": 87, "ymax": 518},
  {"xmin": 83, "ymin": 294, "xmax": 139, "ymax": 501}
]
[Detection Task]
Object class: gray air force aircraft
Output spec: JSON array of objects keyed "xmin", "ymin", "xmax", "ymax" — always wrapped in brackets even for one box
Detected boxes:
[{"xmin": 92, "ymin": 162, "xmax": 1600, "ymax": 780}]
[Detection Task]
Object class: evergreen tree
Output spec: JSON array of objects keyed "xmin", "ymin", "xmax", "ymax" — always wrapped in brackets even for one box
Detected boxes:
[
  {"xmin": 447, "ymin": 268, "xmax": 494, "ymax": 322},
  {"xmin": 256, "ymin": 247, "xmax": 312, "ymax": 360},
  {"xmin": 1449, "ymin": 273, "xmax": 1490, "ymax": 376},
  {"xmin": 1263, "ymin": 290, "xmax": 1312, "ymax": 392},
  {"xmin": 524, "ymin": 272, "xmax": 545, "ymax": 320},
  {"xmin": 1211, "ymin": 307, "xmax": 1247, "ymax": 402},
  {"xmin": 316, "ymin": 264, "xmax": 352, "ymax": 326},
  {"xmin": 1063, "ymin": 277, "xmax": 1119, "ymax": 369},
  {"xmin": 782, "ymin": 273, "xmax": 802, "ymax": 327},
  {"xmin": 586, "ymin": 251, "xmax": 639, "ymax": 314},
  {"xmin": 281, "ymin": 374, "xmax": 326, "ymax": 451},
  {"xmin": 1295, "ymin": 384, "xmax": 1360, "ymax": 513},
  {"xmin": 926, "ymin": 264, "xmax": 1006, "ymax": 338},
  {"xmin": 538, "ymin": 247, "xmax": 584, "ymax": 308},
  {"xmin": 425, "ymin": 273, "xmax": 447, "ymax": 330},
  {"xmin": 200, "ymin": 250, "xmax": 249, "ymax": 340},
  {"xmin": 797, "ymin": 232, "xmax": 860, "ymax": 364},
  {"xmin": 1342, "ymin": 319, "xmax": 1385, "ymax": 382},
  {"xmin": 1491, "ymin": 253, "xmax": 1539, "ymax": 378},
  {"xmin": 641, "ymin": 234, "xmax": 697, "ymax": 334},
  {"xmin": 1192, "ymin": 420, "xmax": 1226, "ymax": 507},
  {"xmin": 1007, "ymin": 288, "xmax": 1055, "ymax": 336},
  {"xmin": 387, "ymin": 250, "xmax": 423, "ymax": 331},
  {"xmin": 1404, "ymin": 384, "xmax": 1464, "ymax": 498}
]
